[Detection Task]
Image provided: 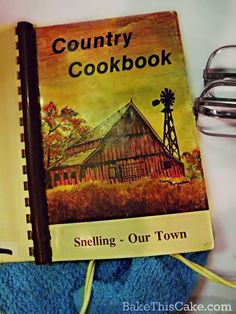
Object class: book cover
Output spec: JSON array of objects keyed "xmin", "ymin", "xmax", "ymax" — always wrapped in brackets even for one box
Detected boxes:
[
  {"xmin": 36, "ymin": 11, "xmax": 213, "ymax": 261},
  {"xmin": 0, "ymin": 11, "xmax": 214, "ymax": 264}
]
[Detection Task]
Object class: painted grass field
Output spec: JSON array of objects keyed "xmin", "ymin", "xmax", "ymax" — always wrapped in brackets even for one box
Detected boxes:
[{"xmin": 47, "ymin": 177, "xmax": 208, "ymax": 224}]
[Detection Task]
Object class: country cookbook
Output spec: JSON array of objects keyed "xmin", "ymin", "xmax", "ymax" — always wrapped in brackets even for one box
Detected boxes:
[{"xmin": 0, "ymin": 11, "xmax": 214, "ymax": 264}]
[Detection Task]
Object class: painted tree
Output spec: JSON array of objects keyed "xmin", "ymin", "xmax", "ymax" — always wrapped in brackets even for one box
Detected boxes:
[
  {"xmin": 182, "ymin": 148, "xmax": 203, "ymax": 179},
  {"xmin": 41, "ymin": 101, "xmax": 90, "ymax": 171}
]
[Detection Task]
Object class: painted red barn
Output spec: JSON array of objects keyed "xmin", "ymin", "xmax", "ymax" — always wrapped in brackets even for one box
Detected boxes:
[{"xmin": 49, "ymin": 100, "xmax": 184, "ymax": 187}]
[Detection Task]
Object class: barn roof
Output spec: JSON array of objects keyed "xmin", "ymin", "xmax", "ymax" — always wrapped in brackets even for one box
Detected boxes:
[
  {"xmin": 57, "ymin": 100, "xmax": 180, "ymax": 168},
  {"xmin": 59, "ymin": 148, "xmax": 97, "ymax": 167},
  {"xmin": 69, "ymin": 100, "xmax": 163, "ymax": 148},
  {"xmin": 70, "ymin": 103, "xmax": 130, "ymax": 147}
]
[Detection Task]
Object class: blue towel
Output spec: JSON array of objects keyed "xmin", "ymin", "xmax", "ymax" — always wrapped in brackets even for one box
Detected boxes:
[{"xmin": 0, "ymin": 252, "xmax": 208, "ymax": 313}]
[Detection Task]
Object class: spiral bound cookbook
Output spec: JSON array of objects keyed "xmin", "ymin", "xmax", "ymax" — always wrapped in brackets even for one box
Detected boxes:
[{"xmin": 0, "ymin": 11, "xmax": 214, "ymax": 264}]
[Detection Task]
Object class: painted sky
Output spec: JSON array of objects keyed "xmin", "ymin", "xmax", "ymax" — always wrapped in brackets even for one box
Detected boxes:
[{"xmin": 36, "ymin": 11, "xmax": 198, "ymax": 153}]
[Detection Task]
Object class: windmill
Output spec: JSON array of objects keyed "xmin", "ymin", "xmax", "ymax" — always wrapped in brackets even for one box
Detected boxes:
[{"xmin": 152, "ymin": 88, "xmax": 181, "ymax": 160}]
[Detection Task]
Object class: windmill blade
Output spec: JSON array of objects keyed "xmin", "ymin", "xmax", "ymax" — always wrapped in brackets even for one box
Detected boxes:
[{"xmin": 160, "ymin": 88, "xmax": 175, "ymax": 107}]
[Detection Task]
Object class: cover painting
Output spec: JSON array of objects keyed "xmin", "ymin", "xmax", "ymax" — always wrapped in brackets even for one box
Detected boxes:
[{"xmin": 36, "ymin": 12, "xmax": 213, "ymax": 260}]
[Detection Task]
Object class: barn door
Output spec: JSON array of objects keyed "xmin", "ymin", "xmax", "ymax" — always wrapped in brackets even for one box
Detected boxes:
[{"xmin": 118, "ymin": 160, "xmax": 146, "ymax": 182}]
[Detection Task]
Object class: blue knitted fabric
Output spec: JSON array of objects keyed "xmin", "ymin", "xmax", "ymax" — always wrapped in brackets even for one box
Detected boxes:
[{"xmin": 0, "ymin": 252, "xmax": 208, "ymax": 314}]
